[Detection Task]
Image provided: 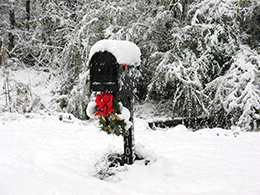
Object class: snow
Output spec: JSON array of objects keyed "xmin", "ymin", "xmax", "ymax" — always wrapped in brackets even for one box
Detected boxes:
[
  {"xmin": 88, "ymin": 40, "xmax": 141, "ymax": 66},
  {"xmin": 86, "ymin": 101, "xmax": 97, "ymax": 118},
  {"xmin": 117, "ymin": 102, "xmax": 132, "ymax": 129},
  {"xmin": 1, "ymin": 64, "xmax": 260, "ymax": 195},
  {"xmin": 0, "ymin": 68, "xmax": 59, "ymax": 113},
  {"xmin": 1, "ymin": 113, "xmax": 260, "ymax": 195}
]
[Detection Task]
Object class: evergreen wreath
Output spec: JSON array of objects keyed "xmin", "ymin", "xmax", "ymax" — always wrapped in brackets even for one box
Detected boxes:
[{"xmin": 94, "ymin": 92, "xmax": 127, "ymax": 136}]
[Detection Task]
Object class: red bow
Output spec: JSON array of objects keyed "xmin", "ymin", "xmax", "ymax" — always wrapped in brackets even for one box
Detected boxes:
[
  {"xmin": 95, "ymin": 92, "xmax": 114, "ymax": 117},
  {"xmin": 121, "ymin": 64, "xmax": 127, "ymax": 70}
]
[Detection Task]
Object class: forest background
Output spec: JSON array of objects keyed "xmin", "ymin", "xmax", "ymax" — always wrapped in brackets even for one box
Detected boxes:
[{"xmin": 0, "ymin": 0, "xmax": 260, "ymax": 131}]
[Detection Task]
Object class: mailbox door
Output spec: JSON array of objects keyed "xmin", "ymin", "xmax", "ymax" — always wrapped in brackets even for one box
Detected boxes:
[{"xmin": 90, "ymin": 51, "xmax": 119, "ymax": 91}]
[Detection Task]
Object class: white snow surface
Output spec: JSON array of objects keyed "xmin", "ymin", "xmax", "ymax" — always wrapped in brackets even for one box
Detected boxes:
[
  {"xmin": 88, "ymin": 40, "xmax": 141, "ymax": 66},
  {"xmin": 1, "ymin": 113, "xmax": 260, "ymax": 195},
  {"xmin": 1, "ymin": 68, "xmax": 260, "ymax": 195}
]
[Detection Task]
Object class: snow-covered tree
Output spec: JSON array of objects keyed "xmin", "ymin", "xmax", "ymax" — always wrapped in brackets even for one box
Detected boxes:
[
  {"xmin": 145, "ymin": 0, "xmax": 260, "ymax": 130},
  {"xmin": 204, "ymin": 46, "xmax": 260, "ymax": 130},
  {"xmin": 1, "ymin": 0, "xmax": 259, "ymax": 130}
]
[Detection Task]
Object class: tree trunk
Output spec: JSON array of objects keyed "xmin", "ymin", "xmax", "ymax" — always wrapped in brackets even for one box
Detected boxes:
[
  {"xmin": 180, "ymin": 0, "xmax": 188, "ymax": 23},
  {"xmin": 8, "ymin": 2, "xmax": 15, "ymax": 52},
  {"xmin": 0, "ymin": 37, "xmax": 2, "ymax": 66},
  {"xmin": 26, "ymin": 0, "xmax": 30, "ymax": 30}
]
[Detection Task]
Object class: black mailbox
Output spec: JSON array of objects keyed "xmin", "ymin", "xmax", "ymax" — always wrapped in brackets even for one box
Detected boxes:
[
  {"xmin": 89, "ymin": 51, "xmax": 119, "ymax": 92},
  {"xmin": 88, "ymin": 39, "xmax": 141, "ymax": 165}
]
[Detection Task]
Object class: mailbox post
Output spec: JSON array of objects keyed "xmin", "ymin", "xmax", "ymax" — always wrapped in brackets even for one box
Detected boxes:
[{"xmin": 88, "ymin": 40, "xmax": 141, "ymax": 165}]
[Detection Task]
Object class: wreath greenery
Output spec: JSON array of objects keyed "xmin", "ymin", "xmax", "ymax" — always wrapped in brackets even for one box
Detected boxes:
[{"xmin": 94, "ymin": 92, "xmax": 127, "ymax": 136}]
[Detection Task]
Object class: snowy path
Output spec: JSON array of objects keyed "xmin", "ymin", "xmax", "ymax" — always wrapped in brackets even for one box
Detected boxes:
[{"xmin": 0, "ymin": 113, "xmax": 260, "ymax": 195}]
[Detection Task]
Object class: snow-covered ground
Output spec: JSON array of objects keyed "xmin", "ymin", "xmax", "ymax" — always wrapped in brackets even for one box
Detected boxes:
[
  {"xmin": 1, "ymin": 68, "xmax": 260, "ymax": 195},
  {"xmin": 1, "ymin": 112, "xmax": 260, "ymax": 195}
]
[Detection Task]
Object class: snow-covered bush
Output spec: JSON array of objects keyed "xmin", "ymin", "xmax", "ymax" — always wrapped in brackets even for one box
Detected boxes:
[
  {"xmin": 1, "ymin": 68, "xmax": 33, "ymax": 113},
  {"xmin": 145, "ymin": 0, "xmax": 260, "ymax": 130},
  {"xmin": 238, "ymin": 1, "xmax": 260, "ymax": 52},
  {"xmin": 66, "ymin": 71, "xmax": 90, "ymax": 120},
  {"xmin": 204, "ymin": 46, "xmax": 260, "ymax": 131},
  {"xmin": 147, "ymin": 0, "xmax": 239, "ymax": 115}
]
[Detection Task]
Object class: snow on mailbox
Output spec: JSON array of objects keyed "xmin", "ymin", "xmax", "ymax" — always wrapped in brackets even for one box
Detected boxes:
[
  {"xmin": 88, "ymin": 40, "xmax": 141, "ymax": 165},
  {"xmin": 89, "ymin": 40, "xmax": 141, "ymax": 92}
]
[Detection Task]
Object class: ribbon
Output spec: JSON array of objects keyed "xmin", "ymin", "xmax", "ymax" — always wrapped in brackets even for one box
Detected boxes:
[
  {"xmin": 111, "ymin": 113, "xmax": 123, "ymax": 121},
  {"xmin": 95, "ymin": 92, "xmax": 114, "ymax": 117}
]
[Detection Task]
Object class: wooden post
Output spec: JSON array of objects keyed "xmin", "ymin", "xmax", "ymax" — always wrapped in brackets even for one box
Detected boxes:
[
  {"xmin": 116, "ymin": 90, "xmax": 134, "ymax": 165},
  {"xmin": 117, "ymin": 65, "xmax": 135, "ymax": 165}
]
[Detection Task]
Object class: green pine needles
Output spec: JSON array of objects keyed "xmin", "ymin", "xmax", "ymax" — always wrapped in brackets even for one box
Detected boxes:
[{"xmin": 98, "ymin": 98, "xmax": 127, "ymax": 136}]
